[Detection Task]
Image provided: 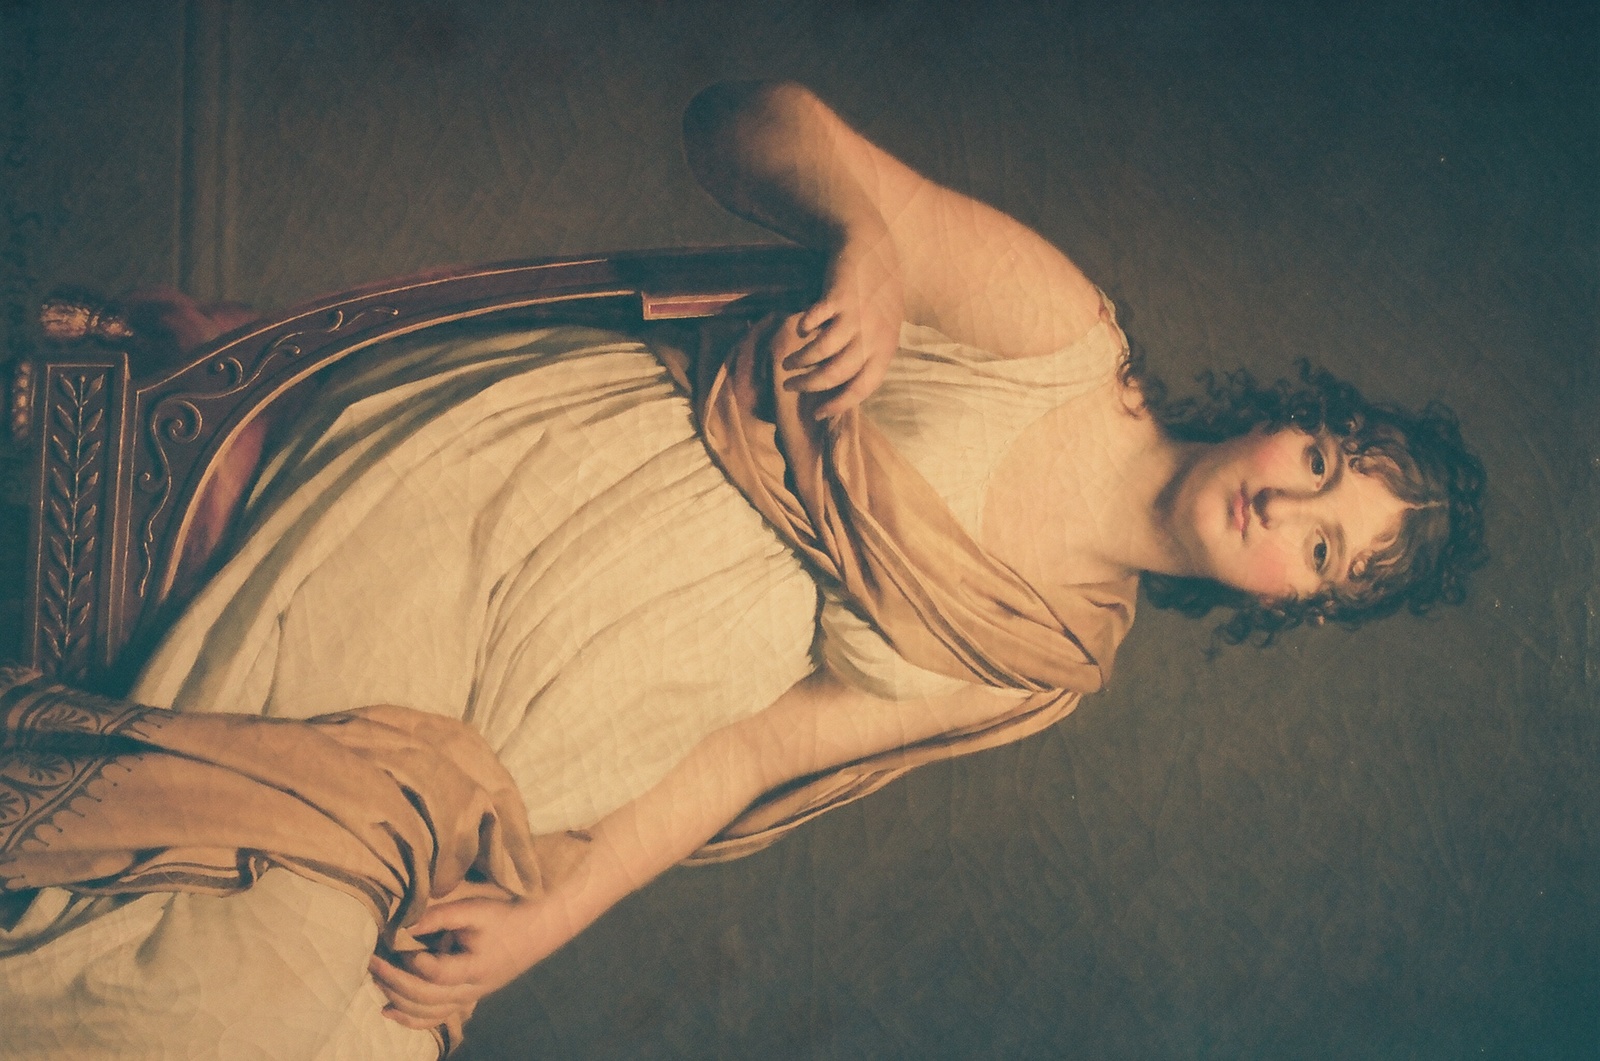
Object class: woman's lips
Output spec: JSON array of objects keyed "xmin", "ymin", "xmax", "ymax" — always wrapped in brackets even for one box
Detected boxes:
[{"xmin": 1233, "ymin": 486, "xmax": 1250, "ymax": 537}]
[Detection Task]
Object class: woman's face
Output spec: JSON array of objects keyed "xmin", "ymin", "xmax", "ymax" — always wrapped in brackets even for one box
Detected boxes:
[{"xmin": 1172, "ymin": 426, "xmax": 1410, "ymax": 601}]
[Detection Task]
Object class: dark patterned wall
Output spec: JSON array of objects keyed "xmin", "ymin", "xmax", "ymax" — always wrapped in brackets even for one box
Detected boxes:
[{"xmin": 1, "ymin": 1, "xmax": 1595, "ymax": 1058}]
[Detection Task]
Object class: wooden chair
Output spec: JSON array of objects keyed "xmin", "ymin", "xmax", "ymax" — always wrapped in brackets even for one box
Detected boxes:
[{"xmin": 8, "ymin": 246, "xmax": 820, "ymax": 694}]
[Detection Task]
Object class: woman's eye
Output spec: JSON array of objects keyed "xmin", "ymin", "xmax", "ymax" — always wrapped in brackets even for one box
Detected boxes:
[
  {"xmin": 1308, "ymin": 447, "xmax": 1326, "ymax": 478},
  {"xmin": 1312, "ymin": 538, "xmax": 1329, "ymax": 572}
]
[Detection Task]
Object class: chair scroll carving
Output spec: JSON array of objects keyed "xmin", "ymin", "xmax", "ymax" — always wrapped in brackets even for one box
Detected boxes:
[
  {"xmin": 131, "ymin": 303, "xmax": 403, "ymax": 602},
  {"xmin": 12, "ymin": 246, "xmax": 820, "ymax": 692}
]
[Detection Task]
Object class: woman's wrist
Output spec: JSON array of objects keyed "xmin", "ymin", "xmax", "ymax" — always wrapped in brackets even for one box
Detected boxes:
[
  {"xmin": 509, "ymin": 823, "xmax": 676, "ymax": 942},
  {"xmin": 501, "ymin": 724, "xmax": 775, "ymax": 964},
  {"xmin": 497, "ymin": 857, "xmax": 617, "ymax": 970}
]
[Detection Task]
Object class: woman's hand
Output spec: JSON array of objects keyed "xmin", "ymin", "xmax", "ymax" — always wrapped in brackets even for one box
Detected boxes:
[
  {"xmin": 369, "ymin": 896, "xmax": 569, "ymax": 1032},
  {"xmin": 780, "ymin": 230, "xmax": 904, "ymax": 419}
]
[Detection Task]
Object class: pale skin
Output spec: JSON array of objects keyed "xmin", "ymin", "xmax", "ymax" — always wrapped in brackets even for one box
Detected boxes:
[{"xmin": 372, "ymin": 81, "xmax": 1411, "ymax": 1031}]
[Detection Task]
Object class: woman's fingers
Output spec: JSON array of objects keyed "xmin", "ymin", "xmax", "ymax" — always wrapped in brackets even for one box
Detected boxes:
[
  {"xmin": 401, "ymin": 949, "xmax": 474, "ymax": 985},
  {"xmin": 379, "ymin": 998, "xmax": 467, "ymax": 1031},
  {"xmin": 784, "ymin": 330, "xmax": 894, "ymax": 415},
  {"xmin": 380, "ymin": 997, "xmax": 477, "ymax": 1032},
  {"xmin": 788, "ymin": 341, "xmax": 868, "ymax": 392},
  {"xmin": 408, "ymin": 903, "xmax": 479, "ymax": 937},
  {"xmin": 797, "ymin": 299, "xmax": 837, "ymax": 336},
  {"xmin": 773, "ymin": 287, "xmax": 898, "ymax": 417},
  {"xmin": 782, "ymin": 324, "xmax": 853, "ymax": 371},
  {"xmin": 370, "ymin": 953, "xmax": 476, "ymax": 1000},
  {"xmin": 369, "ymin": 954, "xmax": 479, "ymax": 1013},
  {"xmin": 786, "ymin": 334, "xmax": 864, "ymax": 386}
]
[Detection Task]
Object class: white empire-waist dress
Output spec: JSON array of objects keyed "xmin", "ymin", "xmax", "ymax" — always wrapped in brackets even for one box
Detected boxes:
[{"xmin": 0, "ymin": 309, "xmax": 1128, "ymax": 1060}]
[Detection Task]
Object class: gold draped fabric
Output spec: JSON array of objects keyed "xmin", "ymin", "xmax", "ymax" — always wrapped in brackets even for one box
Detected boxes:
[
  {"xmin": 0, "ymin": 665, "xmax": 558, "ymax": 1055},
  {"xmin": 661, "ymin": 314, "xmax": 1136, "ymax": 861}
]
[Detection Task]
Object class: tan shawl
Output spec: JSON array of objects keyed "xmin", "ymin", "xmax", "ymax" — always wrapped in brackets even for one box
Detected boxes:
[
  {"xmin": 660, "ymin": 314, "xmax": 1137, "ymax": 861},
  {"xmin": 0, "ymin": 665, "xmax": 561, "ymax": 1055}
]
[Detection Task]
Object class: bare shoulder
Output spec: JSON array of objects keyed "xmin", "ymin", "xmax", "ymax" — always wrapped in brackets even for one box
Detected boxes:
[
  {"xmin": 902, "ymin": 182, "xmax": 1107, "ymax": 359},
  {"xmin": 803, "ymin": 91, "xmax": 1105, "ymax": 357}
]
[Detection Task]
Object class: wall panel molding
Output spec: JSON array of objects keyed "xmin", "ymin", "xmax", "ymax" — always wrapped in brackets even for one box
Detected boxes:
[
  {"xmin": 1, "ymin": 2, "xmax": 43, "ymax": 374},
  {"xmin": 177, "ymin": 0, "xmax": 238, "ymax": 302}
]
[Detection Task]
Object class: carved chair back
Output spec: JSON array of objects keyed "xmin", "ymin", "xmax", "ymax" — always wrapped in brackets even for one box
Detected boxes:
[{"xmin": 9, "ymin": 246, "xmax": 819, "ymax": 693}]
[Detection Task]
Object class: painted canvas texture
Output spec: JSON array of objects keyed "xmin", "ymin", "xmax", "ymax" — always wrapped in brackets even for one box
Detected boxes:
[{"xmin": 0, "ymin": 2, "xmax": 1593, "ymax": 1058}]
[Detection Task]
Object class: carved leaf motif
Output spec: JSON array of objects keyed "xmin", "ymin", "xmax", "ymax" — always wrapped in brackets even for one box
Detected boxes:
[
  {"xmin": 44, "ymin": 477, "xmax": 65, "ymax": 517},
  {"xmin": 36, "ymin": 370, "xmax": 111, "ymax": 677}
]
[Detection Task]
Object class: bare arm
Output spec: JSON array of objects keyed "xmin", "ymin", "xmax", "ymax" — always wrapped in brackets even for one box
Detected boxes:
[
  {"xmin": 683, "ymin": 81, "xmax": 1105, "ymax": 364},
  {"xmin": 372, "ymin": 667, "xmax": 1027, "ymax": 1028},
  {"xmin": 527, "ymin": 665, "xmax": 1022, "ymax": 913}
]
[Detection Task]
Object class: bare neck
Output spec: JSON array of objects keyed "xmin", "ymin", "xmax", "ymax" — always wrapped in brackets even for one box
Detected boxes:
[
  {"xmin": 1075, "ymin": 416, "xmax": 1200, "ymax": 579},
  {"xmin": 983, "ymin": 397, "xmax": 1201, "ymax": 588}
]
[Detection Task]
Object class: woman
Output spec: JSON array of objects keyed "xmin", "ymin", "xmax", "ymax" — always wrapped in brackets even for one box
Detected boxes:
[{"xmin": 0, "ymin": 81, "xmax": 1485, "ymax": 1059}]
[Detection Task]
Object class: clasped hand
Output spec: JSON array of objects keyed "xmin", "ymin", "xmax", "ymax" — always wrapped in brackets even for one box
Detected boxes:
[
  {"xmin": 776, "ymin": 231, "xmax": 904, "ymax": 420},
  {"xmin": 369, "ymin": 896, "xmax": 551, "ymax": 1033}
]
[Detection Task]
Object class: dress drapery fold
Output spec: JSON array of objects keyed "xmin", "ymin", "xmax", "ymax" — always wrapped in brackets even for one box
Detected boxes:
[{"xmin": 663, "ymin": 312, "xmax": 1136, "ymax": 860}]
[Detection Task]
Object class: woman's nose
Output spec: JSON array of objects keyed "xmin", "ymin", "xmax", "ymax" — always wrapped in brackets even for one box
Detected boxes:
[{"xmin": 1255, "ymin": 488, "xmax": 1322, "ymax": 529}]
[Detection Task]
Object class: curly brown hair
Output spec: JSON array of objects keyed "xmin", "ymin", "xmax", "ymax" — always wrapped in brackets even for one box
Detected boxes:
[{"xmin": 1120, "ymin": 348, "xmax": 1489, "ymax": 649}]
